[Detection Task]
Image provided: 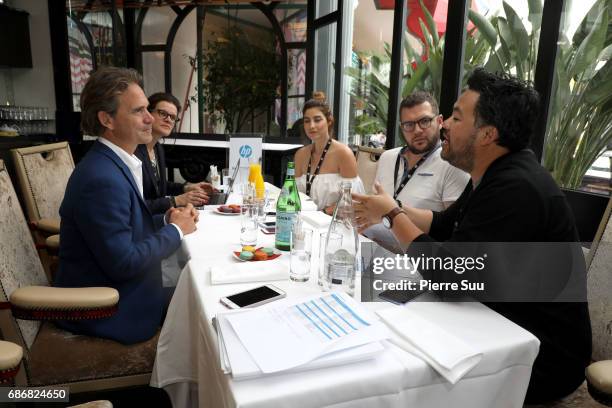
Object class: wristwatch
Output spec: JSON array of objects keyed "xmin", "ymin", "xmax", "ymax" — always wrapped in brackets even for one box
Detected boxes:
[{"xmin": 382, "ymin": 207, "xmax": 402, "ymax": 229}]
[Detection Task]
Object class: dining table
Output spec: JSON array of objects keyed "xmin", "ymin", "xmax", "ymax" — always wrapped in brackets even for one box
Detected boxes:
[{"xmin": 150, "ymin": 185, "xmax": 540, "ymax": 408}]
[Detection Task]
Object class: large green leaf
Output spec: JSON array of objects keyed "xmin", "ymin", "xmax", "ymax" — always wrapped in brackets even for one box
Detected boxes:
[
  {"xmin": 419, "ymin": 0, "xmax": 439, "ymax": 46},
  {"xmin": 402, "ymin": 62, "xmax": 428, "ymax": 97},
  {"xmin": 495, "ymin": 17, "xmax": 513, "ymax": 68},
  {"xmin": 502, "ymin": 1, "xmax": 530, "ymax": 67},
  {"xmin": 568, "ymin": 8, "xmax": 608, "ymax": 78},
  {"xmin": 527, "ymin": 0, "xmax": 543, "ymax": 31},
  {"xmin": 468, "ymin": 9, "xmax": 497, "ymax": 48},
  {"xmin": 584, "ymin": 60, "xmax": 612, "ymax": 105}
]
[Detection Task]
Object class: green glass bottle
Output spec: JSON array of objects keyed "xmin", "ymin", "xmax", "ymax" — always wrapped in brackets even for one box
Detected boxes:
[{"xmin": 275, "ymin": 162, "xmax": 301, "ymax": 251}]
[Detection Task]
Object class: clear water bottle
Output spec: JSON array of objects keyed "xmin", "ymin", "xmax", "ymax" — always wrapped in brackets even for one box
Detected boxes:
[{"xmin": 323, "ymin": 181, "xmax": 358, "ymax": 296}]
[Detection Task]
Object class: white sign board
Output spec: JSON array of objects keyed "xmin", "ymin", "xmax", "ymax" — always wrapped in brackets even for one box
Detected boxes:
[{"xmin": 229, "ymin": 135, "xmax": 263, "ymax": 184}]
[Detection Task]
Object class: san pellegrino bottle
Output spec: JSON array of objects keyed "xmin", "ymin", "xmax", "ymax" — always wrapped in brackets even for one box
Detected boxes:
[
  {"xmin": 275, "ymin": 162, "xmax": 301, "ymax": 251},
  {"xmin": 323, "ymin": 181, "xmax": 359, "ymax": 296}
]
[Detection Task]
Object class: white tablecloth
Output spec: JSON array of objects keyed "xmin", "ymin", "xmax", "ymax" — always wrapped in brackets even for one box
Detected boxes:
[{"xmin": 151, "ymin": 210, "xmax": 540, "ymax": 408}]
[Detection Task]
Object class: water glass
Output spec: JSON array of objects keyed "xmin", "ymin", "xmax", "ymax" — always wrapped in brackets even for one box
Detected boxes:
[
  {"xmin": 253, "ymin": 197, "xmax": 266, "ymax": 224},
  {"xmin": 290, "ymin": 228, "xmax": 313, "ymax": 282},
  {"xmin": 222, "ymin": 168, "xmax": 230, "ymax": 188},
  {"xmin": 241, "ymin": 183, "xmax": 255, "ymax": 205},
  {"xmin": 318, "ymin": 231, "xmax": 342, "ymax": 287},
  {"xmin": 240, "ymin": 204, "xmax": 258, "ymax": 246}
]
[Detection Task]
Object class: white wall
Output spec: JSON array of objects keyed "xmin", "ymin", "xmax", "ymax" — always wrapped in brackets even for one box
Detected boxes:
[{"xmin": 0, "ymin": 0, "xmax": 55, "ymax": 110}]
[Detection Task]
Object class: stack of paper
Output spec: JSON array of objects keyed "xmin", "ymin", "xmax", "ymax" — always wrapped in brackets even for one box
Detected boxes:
[{"xmin": 215, "ymin": 292, "xmax": 389, "ymax": 379}]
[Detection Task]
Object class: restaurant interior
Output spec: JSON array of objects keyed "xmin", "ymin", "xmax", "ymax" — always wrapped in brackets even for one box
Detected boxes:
[{"xmin": 0, "ymin": 0, "xmax": 610, "ymax": 407}]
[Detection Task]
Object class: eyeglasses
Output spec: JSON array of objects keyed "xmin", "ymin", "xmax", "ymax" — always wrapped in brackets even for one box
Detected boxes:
[
  {"xmin": 399, "ymin": 116, "xmax": 435, "ymax": 132},
  {"xmin": 153, "ymin": 109, "xmax": 179, "ymax": 123}
]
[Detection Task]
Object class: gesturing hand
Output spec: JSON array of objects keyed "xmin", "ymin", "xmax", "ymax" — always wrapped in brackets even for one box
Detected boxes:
[{"xmin": 351, "ymin": 182, "xmax": 397, "ymax": 232}]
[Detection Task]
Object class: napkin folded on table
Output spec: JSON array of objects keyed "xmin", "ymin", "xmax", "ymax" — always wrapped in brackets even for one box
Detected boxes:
[
  {"xmin": 376, "ymin": 306, "xmax": 483, "ymax": 384},
  {"xmin": 300, "ymin": 211, "xmax": 332, "ymax": 229},
  {"xmin": 210, "ymin": 260, "xmax": 288, "ymax": 285}
]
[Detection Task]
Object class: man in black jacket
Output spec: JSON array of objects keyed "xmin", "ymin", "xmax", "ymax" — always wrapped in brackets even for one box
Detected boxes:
[
  {"xmin": 135, "ymin": 92, "xmax": 213, "ymax": 214},
  {"xmin": 352, "ymin": 68, "xmax": 591, "ymax": 404}
]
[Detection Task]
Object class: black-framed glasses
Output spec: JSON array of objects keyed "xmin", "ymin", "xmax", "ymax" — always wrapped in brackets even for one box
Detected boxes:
[
  {"xmin": 153, "ymin": 108, "xmax": 179, "ymax": 123},
  {"xmin": 399, "ymin": 116, "xmax": 435, "ymax": 132}
]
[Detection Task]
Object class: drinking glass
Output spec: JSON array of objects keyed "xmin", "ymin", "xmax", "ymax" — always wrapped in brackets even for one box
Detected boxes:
[
  {"xmin": 240, "ymin": 204, "xmax": 258, "ymax": 246},
  {"xmin": 241, "ymin": 183, "xmax": 255, "ymax": 205},
  {"xmin": 221, "ymin": 168, "xmax": 230, "ymax": 190},
  {"xmin": 290, "ymin": 228, "xmax": 313, "ymax": 282}
]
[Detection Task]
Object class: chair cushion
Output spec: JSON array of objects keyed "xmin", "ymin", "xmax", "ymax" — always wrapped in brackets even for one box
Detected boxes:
[
  {"xmin": 45, "ymin": 234, "xmax": 60, "ymax": 249},
  {"xmin": 27, "ymin": 323, "xmax": 158, "ymax": 386},
  {"xmin": 586, "ymin": 360, "xmax": 612, "ymax": 394},
  {"xmin": 36, "ymin": 218, "xmax": 60, "ymax": 234},
  {"xmin": 0, "ymin": 340, "xmax": 23, "ymax": 371},
  {"xmin": 68, "ymin": 401, "xmax": 113, "ymax": 408},
  {"xmin": 10, "ymin": 286, "xmax": 119, "ymax": 310}
]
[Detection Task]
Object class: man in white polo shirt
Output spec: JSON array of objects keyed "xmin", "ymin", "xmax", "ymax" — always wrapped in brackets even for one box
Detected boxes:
[{"xmin": 374, "ymin": 92, "xmax": 468, "ymax": 212}]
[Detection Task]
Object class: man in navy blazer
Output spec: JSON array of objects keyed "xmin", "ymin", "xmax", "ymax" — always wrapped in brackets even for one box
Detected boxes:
[{"xmin": 55, "ymin": 67, "xmax": 198, "ymax": 344}]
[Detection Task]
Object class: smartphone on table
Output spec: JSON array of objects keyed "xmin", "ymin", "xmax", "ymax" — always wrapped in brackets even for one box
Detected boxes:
[
  {"xmin": 220, "ymin": 284, "xmax": 286, "ymax": 309},
  {"xmin": 378, "ymin": 288, "xmax": 426, "ymax": 305}
]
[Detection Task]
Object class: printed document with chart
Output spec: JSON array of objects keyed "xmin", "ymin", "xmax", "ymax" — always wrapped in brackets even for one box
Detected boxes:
[{"xmin": 216, "ymin": 292, "xmax": 389, "ymax": 377}]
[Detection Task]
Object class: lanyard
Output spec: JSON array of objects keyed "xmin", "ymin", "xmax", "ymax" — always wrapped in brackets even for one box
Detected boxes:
[
  {"xmin": 306, "ymin": 138, "xmax": 333, "ymax": 195},
  {"xmin": 392, "ymin": 145, "xmax": 439, "ymax": 199}
]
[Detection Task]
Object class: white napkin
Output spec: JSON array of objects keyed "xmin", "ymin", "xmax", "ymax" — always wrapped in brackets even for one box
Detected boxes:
[
  {"xmin": 210, "ymin": 260, "xmax": 288, "ymax": 285},
  {"xmin": 300, "ymin": 211, "xmax": 332, "ymax": 229},
  {"xmin": 376, "ymin": 306, "xmax": 482, "ymax": 384}
]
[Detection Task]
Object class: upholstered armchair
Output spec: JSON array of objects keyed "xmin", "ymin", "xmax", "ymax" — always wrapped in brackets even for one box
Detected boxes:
[
  {"xmin": 11, "ymin": 142, "xmax": 74, "ymax": 278},
  {"xmin": 585, "ymin": 197, "xmax": 612, "ymax": 406},
  {"xmin": 355, "ymin": 145, "xmax": 384, "ymax": 195},
  {"xmin": 0, "ymin": 159, "xmax": 159, "ymax": 393},
  {"xmin": 11, "ymin": 142, "xmax": 74, "ymax": 233},
  {"xmin": 0, "ymin": 340, "xmax": 22, "ymax": 384}
]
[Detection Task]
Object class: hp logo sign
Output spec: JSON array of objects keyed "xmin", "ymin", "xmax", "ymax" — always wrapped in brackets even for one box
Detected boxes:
[{"xmin": 239, "ymin": 145, "xmax": 253, "ymax": 158}]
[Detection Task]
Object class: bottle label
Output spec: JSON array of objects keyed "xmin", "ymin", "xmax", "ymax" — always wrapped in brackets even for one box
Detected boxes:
[
  {"xmin": 287, "ymin": 168, "xmax": 295, "ymax": 176},
  {"xmin": 276, "ymin": 212, "xmax": 296, "ymax": 243}
]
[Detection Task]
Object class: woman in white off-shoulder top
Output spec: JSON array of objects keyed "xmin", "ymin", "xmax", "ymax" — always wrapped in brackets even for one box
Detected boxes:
[{"xmin": 294, "ymin": 98, "xmax": 364, "ymax": 213}]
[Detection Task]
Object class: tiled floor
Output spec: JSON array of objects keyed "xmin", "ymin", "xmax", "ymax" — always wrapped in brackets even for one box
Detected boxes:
[{"xmin": 525, "ymin": 381, "xmax": 608, "ymax": 408}]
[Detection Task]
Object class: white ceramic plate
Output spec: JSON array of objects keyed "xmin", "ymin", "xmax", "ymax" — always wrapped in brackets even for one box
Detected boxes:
[
  {"xmin": 231, "ymin": 248, "xmax": 281, "ymax": 262},
  {"xmin": 214, "ymin": 206, "xmax": 241, "ymax": 216}
]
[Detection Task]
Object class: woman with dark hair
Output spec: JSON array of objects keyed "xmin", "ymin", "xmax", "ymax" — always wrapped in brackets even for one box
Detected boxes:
[
  {"xmin": 135, "ymin": 92, "xmax": 213, "ymax": 214},
  {"xmin": 293, "ymin": 95, "xmax": 364, "ymax": 213}
]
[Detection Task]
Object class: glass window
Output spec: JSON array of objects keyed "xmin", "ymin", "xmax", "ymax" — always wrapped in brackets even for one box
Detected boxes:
[
  {"xmin": 402, "ymin": 0, "xmax": 448, "ymax": 110},
  {"xmin": 81, "ymin": 11, "xmax": 124, "ymax": 67},
  {"xmin": 275, "ymin": 7, "xmax": 307, "ymax": 42},
  {"xmin": 464, "ymin": 1, "xmax": 542, "ymax": 83},
  {"xmin": 170, "ymin": 9, "xmax": 197, "ymax": 133},
  {"xmin": 316, "ymin": 0, "xmax": 338, "ymax": 19},
  {"xmin": 288, "ymin": 96, "xmax": 305, "ymax": 130},
  {"xmin": 142, "ymin": 52, "xmax": 165, "ymax": 97},
  {"xmin": 345, "ymin": 1, "xmax": 394, "ymax": 146},
  {"xmin": 141, "ymin": 6, "xmax": 175, "ymax": 45},
  {"xmin": 543, "ymin": 0, "xmax": 611, "ymax": 195},
  {"xmin": 202, "ymin": 7, "xmax": 278, "ymax": 134},
  {"xmin": 314, "ymin": 22, "xmax": 337, "ymax": 113},
  {"xmin": 67, "ymin": 16, "xmax": 93, "ymax": 111},
  {"xmin": 288, "ymin": 48, "xmax": 306, "ymax": 95}
]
